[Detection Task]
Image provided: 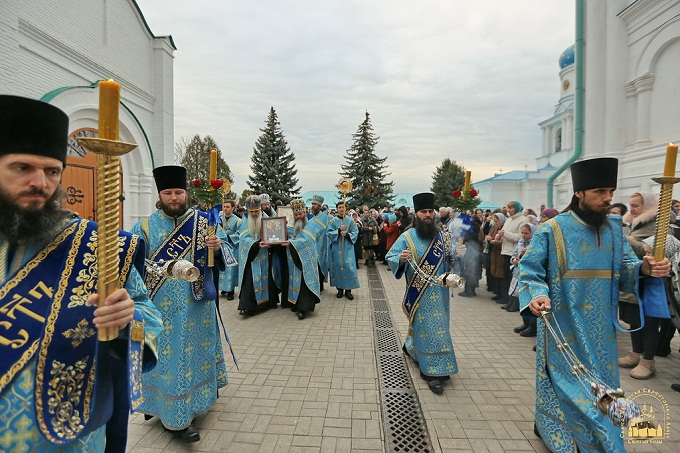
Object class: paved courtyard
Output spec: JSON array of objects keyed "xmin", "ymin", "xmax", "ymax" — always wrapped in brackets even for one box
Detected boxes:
[{"xmin": 127, "ymin": 263, "xmax": 680, "ymax": 452}]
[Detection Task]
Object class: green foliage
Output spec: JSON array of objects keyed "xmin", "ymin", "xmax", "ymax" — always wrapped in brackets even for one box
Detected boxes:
[
  {"xmin": 238, "ymin": 189, "xmax": 253, "ymax": 207},
  {"xmin": 450, "ymin": 189, "xmax": 481, "ymax": 213},
  {"xmin": 339, "ymin": 112, "xmax": 394, "ymax": 209},
  {"xmin": 177, "ymin": 134, "xmax": 236, "ymax": 206},
  {"xmin": 431, "ymin": 158, "xmax": 466, "ymax": 208},
  {"xmin": 247, "ymin": 107, "xmax": 301, "ymax": 204}
]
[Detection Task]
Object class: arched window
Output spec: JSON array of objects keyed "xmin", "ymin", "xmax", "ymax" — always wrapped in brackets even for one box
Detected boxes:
[{"xmin": 555, "ymin": 128, "xmax": 562, "ymax": 153}]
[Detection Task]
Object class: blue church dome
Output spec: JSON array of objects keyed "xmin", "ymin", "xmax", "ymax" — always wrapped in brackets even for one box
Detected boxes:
[{"xmin": 559, "ymin": 44, "xmax": 575, "ymax": 69}]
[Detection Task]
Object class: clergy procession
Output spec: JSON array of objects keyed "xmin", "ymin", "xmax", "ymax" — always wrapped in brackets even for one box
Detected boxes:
[{"xmin": 2, "ymin": 94, "xmax": 680, "ymax": 452}]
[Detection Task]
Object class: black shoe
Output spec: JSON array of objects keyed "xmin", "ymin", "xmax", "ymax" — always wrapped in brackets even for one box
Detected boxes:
[
  {"xmin": 458, "ymin": 291, "xmax": 472, "ymax": 297},
  {"xmin": 345, "ymin": 290, "xmax": 354, "ymax": 300},
  {"xmin": 336, "ymin": 290, "xmax": 344, "ymax": 298},
  {"xmin": 500, "ymin": 304, "xmax": 510, "ymax": 309},
  {"xmin": 297, "ymin": 312, "xmax": 306, "ymax": 320},
  {"xmin": 239, "ymin": 309, "xmax": 247, "ymax": 316},
  {"xmin": 505, "ymin": 306, "xmax": 519, "ymax": 312},
  {"xmin": 513, "ymin": 324, "xmax": 529, "ymax": 333},
  {"xmin": 144, "ymin": 414, "xmax": 154, "ymax": 421},
  {"xmin": 364, "ymin": 260, "xmax": 369, "ymax": 265},
  {"xmin": 491, "ymin": 295, "xmax": 501, "ymax": 301},
  {"xmin": 656, "ymin": 346, "xmax": 671, "ymax": 357},
  {"xmin": 671, "ymin": 383, "xmax": 680, "ymax": 393},
  {"xmin": 166, "ymin": 426, "xmax": 200, "ymax": 443},
  {"xmin": 532, "ymin": 344, "xmax": 537, "ymax": 352},
  {"xmin": 534, "ymin": 423, "xmax": 541, "ymax": 439},
  {"xmin": 427, "ymin": 380, "xmax": 444, "ymax": 394},
  {"xmin": 520, "ymin": 328, "xmax": 537, "ymax": 337},
  {"xmin": 226, "ymin": 291, "xmax": 234, "ymax": 301},
  {"xmin": 220, "ymin": 291, "xmax": 227, "ymax": 296}
]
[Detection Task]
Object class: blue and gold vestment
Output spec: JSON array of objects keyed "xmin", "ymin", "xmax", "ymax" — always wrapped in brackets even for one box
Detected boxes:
[
  {"xmin": 518, "ymin": 212, "xmax": 641, "ymax": 453},
  {"xmin": 131, "ymin": 209, "xmax": 227, "ymax": 430},
  {"xmin": 284, "ymin": 224, "xmax": 320, "ymax": 312},
  {"xmin": 236, "ymin": 219, "xmax": 275, "ymax": 307},
  {"xmin": 328, "ymin": 216, "xmax": 359, "ymax": 290},
  {"xmin": 219, "ymin": 214, "xmax": 241, "ymax": 293},
  {"xmin": 0, "ymin": 218, "xmax": 161, "ymax": 453},
  {"xmin": 386, "ymin": 229, "xmax": 458, "ymax": 378}
]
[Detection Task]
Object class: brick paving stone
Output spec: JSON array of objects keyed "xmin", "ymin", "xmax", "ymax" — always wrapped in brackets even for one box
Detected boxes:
[{"xmin": 126, "ymin": 262, "xmax": 680, "ymax": 452}]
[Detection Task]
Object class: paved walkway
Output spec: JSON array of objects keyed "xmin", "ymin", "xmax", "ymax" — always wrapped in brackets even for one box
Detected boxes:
[{"xmin": 127, "ymin": 263, "xmax": 680, "ymax": 452}]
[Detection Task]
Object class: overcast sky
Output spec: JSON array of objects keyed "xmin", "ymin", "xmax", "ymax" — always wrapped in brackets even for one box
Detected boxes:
[{"xmin": 137, "ymin": 0, "xmax": 575, "ymax": 195}]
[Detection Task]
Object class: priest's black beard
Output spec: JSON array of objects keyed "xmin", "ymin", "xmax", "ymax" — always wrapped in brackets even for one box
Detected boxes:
[
  {"xmin": 413, "ymin": 216, "xmax": 438, "ymax": 240},
  {"xmin": 575, "ymin": 199, "xmax": 608, "ymax": 228},
  {"xmin": 159, "ymin": 200, "xmax": 188, "ymax": 218},
  {"xmin": 0, "ymin": 186, "xmax": 69, "ymax": 243}
]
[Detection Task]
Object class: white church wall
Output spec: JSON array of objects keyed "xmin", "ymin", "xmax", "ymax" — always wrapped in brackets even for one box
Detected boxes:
[{"xmin": 0, "ymin": 0, "xmax": 175, "ymax": 226}]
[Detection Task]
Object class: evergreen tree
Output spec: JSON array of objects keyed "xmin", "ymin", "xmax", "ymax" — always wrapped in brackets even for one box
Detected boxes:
[
  {"xmin": 247, "ymin": 107, "xmax": 301, "ymax": 204},
  {"xmin": 177, "ymin": 134, "xmax": 236, "ymax": 205},
  {"xmin": 431, "ymin": 158, "xmax": 466, "ymax": 208},
  {"xmin": 339, "ymin": 111, "xmax": 394, "ymax": 209}
]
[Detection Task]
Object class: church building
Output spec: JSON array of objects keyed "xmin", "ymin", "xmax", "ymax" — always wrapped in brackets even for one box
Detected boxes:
[{"xmin": 0, "ymin": 0, "xmax": 175, "ymax": 229}]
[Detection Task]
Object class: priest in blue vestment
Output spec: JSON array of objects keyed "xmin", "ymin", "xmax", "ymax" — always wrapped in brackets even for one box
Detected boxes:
[
  {"xmin": 236, "ymin": 195, "xmax": 280, "ymax": 314},
  {"xmin": 0, "ymin": 95, "xmax": 162, "ymax": 453},
  {"xmin": 309, "ymin": 194, "xmax": 330, "ymax": 291},
  {"xmin": 519, "ymin": 157, "xmax": 671, "ymax": 453},
  {"xmin": 281, "ymin": 199, "xmax": 321, "ymax": 319},
  {"xmin": 328, "ymin": 201, "xmax": 360, "ymax": 300},
  {"xmin": 131, "ymin": 165, "xmax": 228, "ymax": 443},
  {"xmin": 219, "ymin": 198, "xmax": 241, "ymax": 300},
  {"xmin": 386, "ymin": 192, "xmax": 458, "ymax": 395}
]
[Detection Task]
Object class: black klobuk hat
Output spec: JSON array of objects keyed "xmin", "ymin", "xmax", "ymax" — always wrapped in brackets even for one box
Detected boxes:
[
  {"xmin": 413, "ymin": 192, "xmax": 435, "ymax": 213},
  {"xmin": 153, "ymin": 165, "xmax": 187, "ymax": 192},
  {"xmin": 570, "ymin": 157, "xmax": 618, "ymax": 192},
  {"xmin": 0, "ymin": 95, "xmax": 69, "ymax": 166}
]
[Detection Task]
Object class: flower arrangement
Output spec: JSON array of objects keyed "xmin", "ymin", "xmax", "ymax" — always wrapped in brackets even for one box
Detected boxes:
[
  {"xmin": 450, "ymin": 188, "xmax": 481, "ymax": 213},
  {"xmin": 191, "ymin": 178, "xmax": 231, "ymax": 207}
]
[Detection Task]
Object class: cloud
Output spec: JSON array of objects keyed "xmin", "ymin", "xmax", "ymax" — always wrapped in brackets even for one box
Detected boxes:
[{"xmin": 138, "ymin": 0, "xmax": 574, "ymax": 194}]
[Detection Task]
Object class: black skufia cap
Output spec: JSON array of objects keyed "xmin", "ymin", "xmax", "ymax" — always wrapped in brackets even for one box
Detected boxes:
[
  {"xmin": 570, "ymin": 157, "xmax": 618, "ymax": 192},
  {"xmin": 413, "ymin": 192, "xmax": 435, "ymax": 212},
  {"xmin": 153, "ymin": 165, "xmax": 187, "ymax": 192},
  {"xmin": 0, "ymin": 95, "xmax": 69, "ymax": 165}
]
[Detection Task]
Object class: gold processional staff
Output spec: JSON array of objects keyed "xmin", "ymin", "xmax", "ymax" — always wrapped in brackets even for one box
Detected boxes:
[
  {"xmin": 77, "ymin": 79, "xmax": 137, "ymax": 341},
  {"xmin": 336, "ymin": 178, "xmax": 353, "ymax": 270}
]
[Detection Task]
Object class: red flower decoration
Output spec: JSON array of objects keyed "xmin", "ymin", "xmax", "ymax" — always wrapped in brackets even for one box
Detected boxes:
[
  {"xmin": 469, "ymin": 189, "xmax": 479, "ymax": 197},
  {"xmin": 452, "ymin": 190, "xmax": 462, "ymax": 198},
  {"xmin": 192, "ymin": 179, "xmax": 201, "ymax": 188},
  {"xmin": 210, "ymin": 179, "xmax": 223, "ymax": 190}
]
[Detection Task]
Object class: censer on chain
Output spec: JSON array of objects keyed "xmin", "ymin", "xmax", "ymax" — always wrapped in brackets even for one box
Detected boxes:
[
  {"xmin": 145, "ymin": 259, "xmax": 200, "ymax": 282},
  {"xmin": 540, "ymin": 311, "xmax": 641, "ymax": 426}
]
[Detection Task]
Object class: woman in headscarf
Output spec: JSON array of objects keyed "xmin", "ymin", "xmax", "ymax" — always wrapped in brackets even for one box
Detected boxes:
[
  {"xmin": 618, "ymin": 192, "xmax": 674, "ymax": 379},
  {"xmin": 486, "ymin": 212, "xmax": 506, "ymax": 300},
  {"xmin": 494, "ymin": 201, "xmax": 528, "ymax": 307}
]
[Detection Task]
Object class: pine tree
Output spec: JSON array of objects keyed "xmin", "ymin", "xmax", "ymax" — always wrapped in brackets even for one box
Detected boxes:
[
  {"xmin": 430, "ymin": 158, "xmax": 466, "ymax": 208},
  {"xmin": 339, "ymin": 111, "xmax": 394, "ymax": 209},
  {"xmin": 247, "ymin": 107, "xmax": 301, "ymax": 205},
  {"xmin": 177, "ymin": 134, "xmax": 236, "ymax": 205}
]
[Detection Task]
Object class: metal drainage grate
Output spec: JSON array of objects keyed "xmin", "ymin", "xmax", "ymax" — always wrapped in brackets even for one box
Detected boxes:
[
  {"xmin": 378, "ymin": 355, "xmax": 413, "ymax": 389},
  {"xmin": 367, "ymin": 265, "xmax": 432, "ymax": 453},
  {"xmin": 384, "ymin": 391, "xmax": 431, "ymax": 452},
  {"xmin": 374, "ymin": 311, "xmax": 393, "ymax": 329},
  {"xmin": 372, "ymin": 299, "xmax": 389, "ymax": 312},
  {"xmin": 371, "ymin": 287, "xmax": 386, "ymax": 299},
  {"xmin": 376, "ymin": 329, "xmax": 401, "ymax": 353}
]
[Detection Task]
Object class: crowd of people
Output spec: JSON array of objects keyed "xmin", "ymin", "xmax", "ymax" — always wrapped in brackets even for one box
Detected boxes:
[{"xmin": 2, "ymin": 95, "xmax": 680, "ymax": 453}]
